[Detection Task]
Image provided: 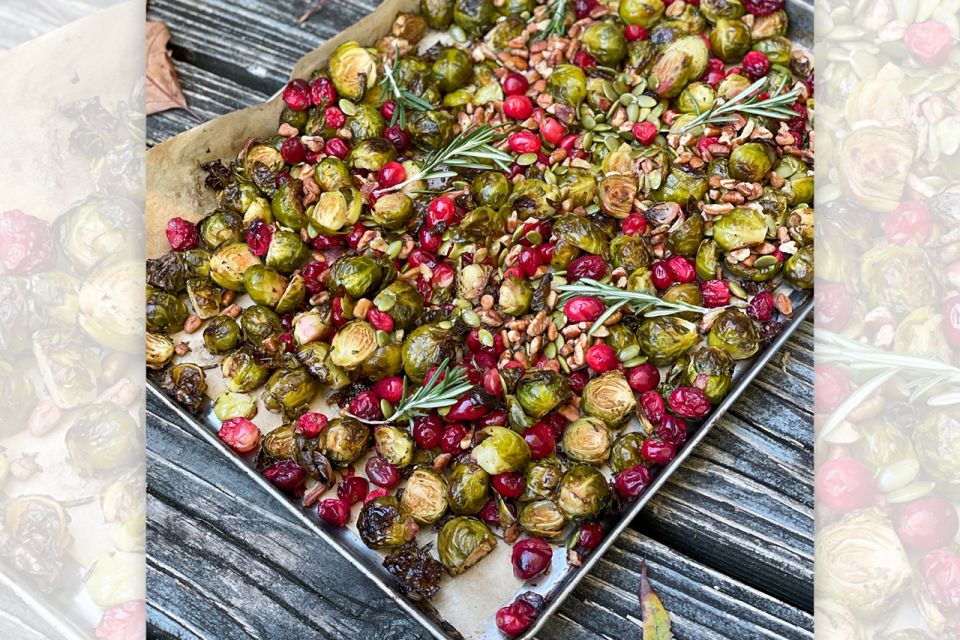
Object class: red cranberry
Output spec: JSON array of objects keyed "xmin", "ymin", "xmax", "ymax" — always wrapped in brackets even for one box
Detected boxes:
[
  {"xmin": 345, "ymin": 222, "xmax": 368, "ymax": 250},
  {"xmin": 496, "ymin": 600, "xmax": 536, "ymax": 637},
  {"xmin": 380, "ymin": 99, "xmax": 396, "ymax": 121},
  {"xmin": 519, "ymin": 246, "xmax": 542, "ymax": 278},
  {"xmin": 668, "ymin": 387, "xmax": 711, "ymax": 419},
  {"xmin": 317, "ymin": 498, "xmax": 350, "ymax": 527},
  {"xmin": 586, "ymin": 344, "xmax": 619, "ymax": 373},
  {"xmin": 622, "ymin": 214, "xmax": 646, "ymax": 236},
  {"xmin": 480, "ymin": 498, "xmax": 501, "ymax": 525},
  {"xmin": 412, "ymin": 415, "xmax": 444, "ymax": 449},
  {"xmin": 665, "ymin": 256, "xmax": 696, "ymax": 283},
  {"xmin": 367, "ymin": 308, "xmax": 396, "ymax": 333},
  {"xmin": 746, "ymin": 291, "xmax": 774, "ymax": 321},
  {"xmin": 504, "ymin": 95, "xmax": 534, "ymax": 120},
  {"xmin": 446, "ymin": 392, "xmax": 490, "ymax": 421},
  {"xmin": 508, "ymin": 131, "xmax": 542, "ymax": 154},
  {"xmin": 564, "ymin": 296, "xmax": 606, "ymax": 323},
  {"xmin": 440, "ymin": 424, "xmax": 469, "ymax": 454},
  {"xmin": 165, "ymin": 216, "xmax": 199, "ymax": 252},
  {"xmin": 427, "ymin": 195, "xmax": 456, "ymax": 226},
  {"xmin": 625, "ymin": 25, "xmax": 648, "ymax": 41},
  {"xmin": 280, "ymin": 137, "xmax": 307, "ymax": 164},
  {"xmin": 701, "ymin": 280, "xmax": 730, "ymax": 307},
  {"xmin": 245, "ymin": 220, "xmax": 273, "ymax": 256},
  {"xmin": 365, "ymin": 455, "xmax": 400, "ymax": 488},
  {"xmin": 743, "ymin": 0, "xmax": 784, "ymax": 15},
  {"xmin": 944, "ymin": 295, "xmax": 960, "ymax": 347},
  {"xmin": 408, "ymin": 248, "xmax": 438, "ymax": 268},
  {"xmin": 567, "ymin": 254, "xmax": 607, "ymax": 280},
  {"xmin": 896, "ymin": 496, "xmax": 959, "ymax": 551},
  {"xmin": 922, "ymin": 548, "xmax": 960, "ymax": 609},
  {"xmin": 814, "ymin": 365, "xmax": 852, "ymax": 414},
  {"xmin": 300, "ymin": 262, "xmax": 326, "ymax": 295},
  {"xmin": 573, "ymin": 50, "xmax": 597, "ymax": 68},
  {"xmin": 641, "ymin": 439, "xmax": 676, "ymax": 464},
  {"xmin": 574, "ymin": 0, "xmax": 598, "ymax": 18},
  {"xmin": 263, "ymin": 459, "xmax": 306, "ymax": 495},
  {"xmin": 651, "ymin": 261, "xmax": 674, "ymax": 289},
  {"xmin": 337, "ymin": 476, "xmax": 368, "ymax": 505},
  {"xmin": 432, "ymin": 262, "xmax": 455, "ymax": 288},
  {"xmin": 349, "ymin": 391, "xmax": 384, "ymax": 421},
  {"xmin": 559, "ymin": 133, "xmax": 579, "ymax": 150},
  {"xmin": 742, "ymin": 51, "xmax": 770, "ymax": 81},
  {"xmin": 568, "ymin": 371, "xmax": 590, "ymax": 395},
  {"xmin": 324, "ymin": 138, "xmax": 349, "ymax": 159},
  {"xmin": 384, "ymin": 124, "xmax": 411, "ymax": 152},
  {"xmin": 282, "ymin": 79, "xmax": 311, "ymax": 111},
  {"xmin": 540, "ymin": 117, "xmax": 566, "ymax": 145},
  {"xmin": 658, "ymin": 414, "xmax": 687, "ymax": 446},
  {"xmin": 640, "ymin": 391, "xmax": 665, "ymax": 423},
  {"xmin": 309, "ymin": 77, "xmax": 337, "ymax": 107},
  {"xmin": 512, "ymin": 537, "xmax": 553, "ymax": 580},
  {"xmin": 628, "ymin": 364, "xmax": 660, "ymax": 393},
  {"xmin": 324, "ymin": 106, "xmax": 346, "ymax": 129},
  {"xmin": 815, "ymin": 457, "xmax": 875, "ymax": 513},
  {"xmin": 481, "ymin": 409, "xmax": 508, "ymax": 427},
  {"xmin": 578, "ymin": 522, "xmax": 604, "ymax": 550},
  {"xmin": 218, "ymin": 418, "xmax": 261, "ymax": 453},
  {"xmin": 377, "ymin": 161, "xmax": 407, "ymax": 188},
  {"xmin": 633, "ymin": 121, "xmax": 658, "ymax": 145},
  {"xmin": 502, "ymin": 72, "xmax": 529, "ymax": 96},
  {"xmin": 615, "ymin": 464, "xmax": 651, "ymax": 498},
  {"xmin": 814, "ymin": 282, "xmax": 852, "ymax": 332},
  {"xmin": 503, "ymin": 266, "xmax": 524, "ymax": 280},
  {"xmin": 278, "ymin": 331, "xmax": 295, "ymax": 353},
  {"xmin": 484, "ymin": 368, "xmax": 505, "ymax": 397},
  {"xmin": 885, "ymin": 200, "xmax": 932, "ymax": 245},
  {"xmin": 296, "ymin": 412, "xmax": 328, "ymax": 438},
  {"xmin": 493, "ymin": 472, "xmax": 526, "ymax": 498},
  {"xmin": 419, "ymin": 227, "xmax": 442, "ymax": 252},
  {"xmin": 372, "ymin": 376, "xmax": 404, "ymax": 404},
  {"xmin": 365, "ymin": 488, "xmax": 389, "ymax": 502},
  {"xmin": 523, "ymin": 422, "xmax": 556, "ymax": 459},
  {"xmin": 96, "ymin": 602, "xmax": 145, "ymax": 640},
  {"xmin": 905, "ymin": 21, "xmax": 954, "ymax": 67}
]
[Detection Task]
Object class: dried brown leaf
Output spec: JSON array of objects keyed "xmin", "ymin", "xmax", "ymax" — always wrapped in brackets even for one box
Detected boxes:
[
  {"xmin": 639, "ymin": 560, "xmax": 673, "ymax": 640},
  {"xmin": 146, "ymin": 20, "xmax": 188, "ymax": 115}
]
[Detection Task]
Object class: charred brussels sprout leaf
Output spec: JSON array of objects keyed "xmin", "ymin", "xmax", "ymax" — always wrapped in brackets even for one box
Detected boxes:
[
  {"xmin": 383, "ymin": 541, "xmax": 444, "ymax": 601},
  {"xmin": 582, "ymin": 372, "xmax": 637, "ymax": 428},
  {"xmin": 437, "ymin": 516, "xmax": 496, "ymax": 575},
  {"xmin": 448, "ymin": 458, "xmax": 491, "ymax": 515},
  {"xmin": 401, "ymin": 468, "xmax": 449, "ymax": 524},
  {"xmin": 358, "ymin": 496, "xmax": 418, "ymax": 550},
  {"xmin": 472, "ymin": 427, "xmax": 532, "ymax": 474},
  {"xmin": 557, "ymin": 465, "xmax": 611, "ymax": 521},
  {"xmin": 516, "ymin": 370, "xmax": 571, "ymax": 418},
  {"xmin": 707, "ymin": 308, "xmax": 760, "ymax": 359},
  {"xmin": 562, "ymin": 417, "xmax": 613, "ymax": 464}
]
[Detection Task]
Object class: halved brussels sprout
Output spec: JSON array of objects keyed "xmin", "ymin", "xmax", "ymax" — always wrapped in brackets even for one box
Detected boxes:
[
  {"xmin": 499, "ymin": 275, "xmax": 534, "ymax": 317},
  {"xmin": 610, "ymin": 432, "xmax": 646, "ymax": 473},
  {"xmin": 402, "ymin": 322, "xmax": 454, "ymax": 384},
  {"xmin": 582, "ymin": 22, "xmax": 627, "ymax": 65},
  {"xmin": 159, "ymin": 363, "xmax": 206, "ymax": 414},
  {"xmin": 560, "ymin": 168, "xmax": 598, "ymax": 208},
  {"xmin": 684, "ymin": 346, "xmax": 734, "ymax": 403},
  {"xmin": 509, "ymin": 179, "xmax": 560, "ymax": 220},
  {"xmin": 636, "ymin": 316, "xmax": 699, "ymax": 365},
  {"xmin": 358, "ymin": 496, "xmax": 417, "ymax": 549},
  {"xmin": 729, "ymin": 142, "xmax": 773, "ymax": 182},
  {"xmin": 203, "ymin": 315, "xmax": 241, "ymax": 354},
  {"xmin": 314, "ymin": 157, "xmax": 352, "ymax": 191},
  {"xmin": 262, "ymin": 360, "xmax": 317, "ymax": 415},
  {"xmin": 243, "ymin": 265, "xmax": 288, "ymax": 309},
  {"xmin": 448, "ymin": 458, "xmax": 491, "ymax": 515},
  {"xmin": 359, "ymin": 342, "xmax": 404, "ymax": 380},
  {"xmin": 654, "ymin": 167, "xmax": 709, "ymax": 204},
  {"xmin": 486, "ymin": 16, "xmax": 526, "ymax": 51},
  {"xmin": 605, "ymin": 323, "xmax": 640, "ymax": 355},
  {"xmin": 297, "ymin": 342, "xmax": 351, "ymax": 389},
  {"xmin": 600, "ymin": 175, "xmax": 639, "ymax": 219},
  {"xmin": 213, "ymin": 391, "xmax": 257, "ymax": 421},
  {"xmin": 458, "ymin": 264, "xmax": 493, "ymax": 301},
  {"xmin": 700, "ymin": 0, "xmax": 744, "ymax": 21},
  {"xmin": 219, "ymin": 350, "xmax": 269, "ymax": 393},
  {"xmin": 557, "ymin": 465, "xmax": 611, "ymax": 521},
  {"xmin": 322, "ymin": 417, "xmax": 370, "ymax": 466},
  {"xmin": 650, "ymin": 36, "xmax": 709, "ymax": 97},
  {"xmin": 619, "ymin": 0, "xmax": 665, "ymax": 27},
  {"xmin": 472, "ymin": 426, "xmax": 532, "ymax": 474},
  {"xmin": 329, "ymin": 42, "xmax": 379, "ymax": 101},
  {"xmin": 33, "ymin": 330, "xmax": 99, "ymax": 409},
  {"xmin": 146, "ymin": 290, "xmax": 187, "ymax": 334},
  {"xmin": 707, "ymin": 308, "xmax": 760, "ymax": 359},
  {"xmin": 717, "ymin": 72, "xmax": 751, "ymax": 99},
  {"xmin": 349, "ymin": 137, "xmax": 397, "ymax": 172},
  {"xmin": 752, "ymin": 10, "xmax": 788, "ymax": 38},
  {"xmin": 438, "ymin": 516, "xmax": 496, "ymax": 575},
  {"xmin": 375, "ymin": 425, "xmax": 415, "ymax": 468},
  {"xmin": 453, "ymin": 0, "xmax": 497, "ymax": 36},
  {"xmin": 712, "ymin": 207, "xmax": 767, "ymax": 251},
  {"xmin": 547, "ymin": 65, "xmax": 587, "ymax": 108},
  {"xmin": 210, "ymin": 243, "xmax": 261, "ymax": 291},
  {"xmin": 372, "ymin": 193, "xmax": 414, "ymax": 230},
  {"xmin": 710, "ymin": 19, "xmax": 751, "ymax": 62},
  {"xmin": 186, "ymin": 278, "xmax": 221, "ymax": 319},
  {"xmin": 374, "ymin": 279, "xmax": 424, "ymax": 331},
  {"xmin": 243, "ymin": 144, "xmax": 284, "ymax": 181},
  {"xmin": 677, "ymin": 82, "xmax": 717, "ymax": 114},
  {"xmin": 65, "ymin": 402, "xmax": 141, "ymax": 477},
  {"xmin": 199, "ymin": 209, "xmax": 244, "ymax": 249},
  {"xmin": 401, "ymin": 468, "xmax": 449, "ymax": 524},
  {"xmin": 582, "ymin": 372, "xmax": 637, "ymax": 429},
  {"xmin": 667, "ymin": 211, "xmax": 705, "ymax": 257},
  {"xmin": 146, "ymin": 333, "xmax": 175, "ymax": 369},
  {"xmin": 785, "ymin": 245, "xmax": 814, "ymax": 289},
  {"xmin": 330, "ymin": 320, "xmax": 378, "ymax": 370},
  {"xmin": 516, "ymin": 370, "xmax": 571, "ymax": 418},
  {"xmin": 518, "ymin": 499, "xmax": 566, "ymax": 538},
  {"xmin": 271, "ymin": 179, "xmax": 308, "ymax": 230},
  {"xmin": 522, "ymin": 458, "xmax": 564, "ymax": 501},
  {"xmin": 752, "ymin": 36, "xmax": 791, "ymax": 65},
  {"xmin": 610, "ymin": 235, "xmax": 651, "ymax": 272},
  {"xmin": 562, "ymin": 417, "xmax": 613, "ymax": 464},
  {"xmin": 309, "ymin": 187, "xmax": 361, "ymax": 234}
]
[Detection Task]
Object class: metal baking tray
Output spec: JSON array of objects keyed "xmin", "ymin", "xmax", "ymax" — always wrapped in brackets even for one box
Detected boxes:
[{"xmin": 147, "ymin": 2, "xmax": 813, "ymax": 638}]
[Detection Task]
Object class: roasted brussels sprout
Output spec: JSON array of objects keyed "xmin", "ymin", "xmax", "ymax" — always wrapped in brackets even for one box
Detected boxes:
[
  {"xmin": 712, "ymin": 207, "xmax": 767, "ymax": 251},
  {"xmin": 610, "ymin": 432, "xmax": 646, "ymax": 473},
  {"xmin": 262, "ymin": 359, "xmax": 317, "ymax": 415},
  {"xmin": 158, "ymin": 363, "xmax": 206, "ymax": 414},
  {"xmin": 65, "ymin": 402, "xmax": 141, "ymax": 477},
  {"xmin": 684, "ymin": 346, "xmax": 734, "ymax": 402},
  {"xmin": 729, "ymin": 142, "xmax": 774, "ymax": 183},
  {"xmin": 408, "ymin": 110, "xmax": 455, "ymax": 151},
  {"xmin": 448, "ymin": 458, "xmax": 491, "ymax": 515},
  {"xmin": 78, "ymin": 259, "xmax": 143, "ymax": 354},
  {"xmin": 708, "ymin": 308, "xmax": 760, "ymax": 359},
  {"xmin": 752, "ymin": 36, "xmax": 791, "ymax": 65},
  {"xmin": 516, "ymin": 370, "xmax": 571, "ymax": 418},
  {"xmin": 547, "ymin": 65, "xmax": 587, "ymax": 108},
  {"xmin": 271, "ymin": 179, "xmax": 308, "ymax": 230},
  {"xmin": 619, "ymin": 0, "xmax": 665, "ymax": 27},
  {"xmin": 265, "ymin": 229, "xmax": 308, "ymax": 273},
  {"xmin": 432, "ymin": 47, "xmax": 473, "ymax": 92},
  {"xmin": 322, "ymin": 417, "xmax": 371, "ymax": 466},
  {"xmin": 329, "ymin": 255, "xmax": 384, "ymax": 299},
  {"xmin": 373, "ymin": 279, "xmax": 424, "ymax": 331},
  {"xmin": 402, "ymin": 322, "xmax": 455, "ymax": 383},
  {"xmin": 666, "ymin": 210, "xmax": 705, "ymax": 256},
  {"xmin": 518, "ymin": 499, "xmax": 566, "ymax": 538},
  {"xmin": 636, "ymin": 316, "xmax": 699, "ymax": 365},
  {"xmin": 562, "ymin": 417, "xmax": 613, "ymax": 464},
  {"xmin": 243, "ymin": 265, "xmax": 288, "ymax": 309},
  {"xmin": 213, "ymin": 391, "xmax": 257, "ymax": 421},
  {"xmin": 346, "ymin": 105, "xmax": 385, "ymax": 141},
  {"xmin": 438, "ymin": 516, "xmax": 496, "ymax": 575},
  {"xmin": 314, "ymin": 157, "xmax": 352, "ymax": 191},
  {"xmin": 146, "ymin": 290, "xmax": 187, "ymax": 334},
  {"xmin": 509, "ymin": 178, "xmax": 560, "ymax": 220},
  {"xmin": 422, "ymin": 0, "xmax": 455, "ymax": 27},
  {"xmin": 349, "ymin": 137, "xmax": 397, "ymax": 172},
  {"xmin": 700, "ymin": 0, "xmax": 744, "ymax": 22},
  {"xmin": 297, "ymin": 342, "xmax": 351, "ymax": 388},
  {"xmin": 56, "ymin": 195, "xmax": 142, "ymax": 273},
  {"xmin": 358, "ymin": 496, "xmax": 418, "ymax": 549},
  {"xmin": 329, "ymin": 41, "xmax": 379, "ymax": 101},
  {"xmin": 240, "ymin": 304, "xmax": 283, "ymax": 350},
  {"xmin": 453, "ymin": 0, "xmax": 497, "ymax": 36},
  {"xmin": 146, "ymin": 332, "xmax": 175, "ymax": 369},
  {"xmin": 186, "ymin": 278, "xmax": 221, "ymax": 319},
  {"xmin": 650, "ymin": 36, "xmax": 710, "ymax": 97},
  {"xmin": 610, "ymin": 235, "xmax": 651, "ymax": 272},
  {"xmin": 784, "ymin": 245, "xmax": 814, "ymax": 289},
  {"xmin": 752, "ymin": 9, "xmax": 788, "ymax": 38},
  {"xmin": 709, "ymin": 19, "xmax": 752, "ymax": 62},
  {"xmin": 582, "ymin": 372, "xmax": 637, "ymax": 428},
  {"xmin": 582, "ymin": 22, "xmax": 627, "ymax": 66},
  {"xmin": 375, "ymin": 425, "xmax": 415, "ymax": 468},
  {"xmin": 913, "ymin": 411, "xmax": 960, "ymax": 498},
  {"xmin": 330, "ymin": 320, "xmax": 379, "ymax": 370},
  {"xmin": 472, "ymin": 171, "xmax": 512, "ymax": 208},
  {"xmin": 654, "ymin": 167, "xmax": 709, "ymax": 204},
  {"xmin": 201, "ymin": 315, "xmax": 239, "ymax": 354},
  {"xmin": 31, "ymin": 330, "xmax": 98, "ymax": 410},
  {"xmin": 499, "ymin": 275, "xmax": 534, "ymax": 317},
  {"xmin": 522, "ymin": 458, "xmax": 564, "ymax": 501},
  {"xmin": 677, "ymin": 82, "xmax": 717, "ymax": 114},
  {"xmin": 210, "ymin": 243, "xmax": 261, "ymax": 291},
  {"xmin": 599, "ymin": 175, "xmax": 639, "ymax": 219},
  {"xmin": 309, "ymin": 187, "xmax": 363, "ymax": 234},
  {"xmin": 372, "ymin": 192, "xmax": 415, "ymax": 230},
  {"xmin": 472, "ymin": 427, "xmax": 532, "ymax": 474},
  {"xmin": 198, "ymin": 209, "xmax": 244, "ymax": 249},
  {"xmin": 557, "ymin": 465, "xmax": 611, "ymax": 521},
  {"xmin": 401, "ymin": 468, "xmax": 449, "ymax": 524},
  {"xmin": 243, "ymin": 144, "xmax": 284, "ymax": 182},
  {"xmin": 859, "ymin": 244, "xmax": 938, "ymax": 315},
  {"xmin": 359, "ymin": 342, "xmax": 404, "ymax": 380}
]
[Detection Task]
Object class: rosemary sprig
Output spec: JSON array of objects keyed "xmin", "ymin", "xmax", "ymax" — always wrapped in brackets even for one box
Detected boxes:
[
  {"xmin": 556, "ymin": 278, "xmax": 714, "ymax": 336},
  {"xmin": 534, "ymin": 0, "xmax": 567, "ymax": 41},
  {"xmin": 379, "ymin": 47, "xmax": 434, "ymax": 129},
  {"xmin": 670, "ymin": 77, "xmax": 802, "ymax": 134},
  {"xmin": 377, "ymin": 124, "xmax": 513, "ymax": 194},
  {"xmin": 348, "ymin": 359, "xmax": 474, "ymax": 425}
]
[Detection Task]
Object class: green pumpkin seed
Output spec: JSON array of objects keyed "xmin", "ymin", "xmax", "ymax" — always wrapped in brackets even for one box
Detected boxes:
[
  {"xmin": 626, "ymin": 103, "xmax": 641, "ymax": 122},
  {"xmin": 886, "ymin": 481, "xmax": 936, "ymax": 504},
  {"xmin": 517, "ymin": 152, "xmax": 538, "ymax": 166},
  {"xmin": 618, "ymin": 345, "xmax": 641, "ymax": 361},
  {"xmin": 602, "ymin": 81, "xmax": 619, "ymax": 102},
  {"xmin": 753, "ymin": 255, "xmax": 779, "ymax": 269},
  {"xmin": 604, "ymin": 135, "xmax": 619, "ymax": 151},
  {"xmin": 632, "ymin": 80, "xmax": 648, "ymax": 95},
  {"xmin": 387, "ymin": 238, "xmax": 403, "ymax": 260},
  {"xmin": 461, "ymin": 309, "xmax": 481, "ymax": 328},
  {"xmin": 381, "ymin": 399, "xmax": 395, "ymax": 419},
  {"xmin": 613, "ymin": 79, "xmax": 629, "ymax": 95},
  {"xmin": 478, "ymin": 329, "xmax": 495, "ymax": 348},
  {"xmin": 450, "ymin": 25, "xmax": 467, "ymax": 42},
  {"xmin": 438, "ymin": 320, "xmax": 454, "ymax": 330},
  {"xmin": 582, "ymin": 132, "xmax": 594, "ymax": 149},
  {"xmin": 622, "ymin": 356, "xmax": 648, "ymax": 368},
  {"xmin": 544, "ymin": 342, "xmax": 557, "ymax": 358},
  {"xmin": 593, "ymin": 123, "xmax": 612, "ymax": 132},
  {"xmin": 339, "ymin": 99, "xmax": 358, "ymax": 116},
  {"xmin": 376, "ymin": 330, "xmax": 391, "ymax": 346},
  {"xmin": 876, "ymin": 458, "xmax": 920, "ymax": 493},
  {"xmin": 635, "ymin": 95, "xmax": 658, "ymax": 108},
  {"xmin": 582, "ymin": 114, "xmax": 597, "ymax": 130},
  {"xmin": 559, "ymin": 357, "xmax": 571, "ymax": 373},
  {"xmin": 728, "ymin": 280, "xmax": 748, "ymax": 299},
  {"xmin": 544, "ymin": 170, "xmax": 557, "ymax": 186},
  {"xmin": 619, "ymin": 93, "xmax": 634, "ymax": 106}
]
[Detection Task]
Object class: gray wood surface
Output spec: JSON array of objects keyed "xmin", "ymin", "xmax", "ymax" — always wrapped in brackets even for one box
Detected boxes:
[{"xmin": 145, "ymin": 0, "xmax": 815, "ymax": 637}]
